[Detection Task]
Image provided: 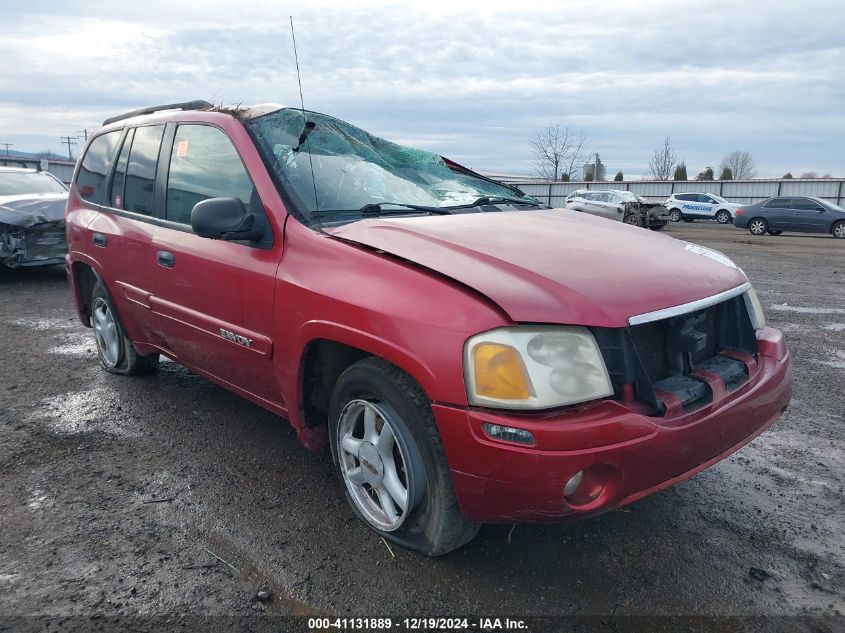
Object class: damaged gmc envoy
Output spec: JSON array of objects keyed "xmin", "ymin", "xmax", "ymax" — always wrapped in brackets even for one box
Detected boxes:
[{"xmin": 66, "ymin": 101, "xmax": 792, "ymax": 555}]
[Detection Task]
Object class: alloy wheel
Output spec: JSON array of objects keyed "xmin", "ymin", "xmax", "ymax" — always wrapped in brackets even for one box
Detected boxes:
[
  {"xmin": 92, "ymin": 297, "xmax": 121, "ymax": 367},
  {"xmin": 749, "ymin": 219, "xmax": 767, "ymax": 235},
  {"xmin": 670, "ymin": 210, "xmax": 681, "ymax": 222},
  {"xmin": 336, "ymin": 399, "xmax": 423, "ymax": 532},
  {"xmin": 716, "ymin": 210, "xmax": 731, "ymax": 224},
  {"xmin": 834, "ymin": 222, "xmax": 845, "ymax": 239}
]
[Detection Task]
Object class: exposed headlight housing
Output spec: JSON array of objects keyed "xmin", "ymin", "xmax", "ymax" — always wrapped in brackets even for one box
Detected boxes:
[
  {"xmin": 464, "ymin": 326, "xmax": 614, "ymax": 410},
  {"xmin": 744, "ymin": 286, "xmax": 766, "ymax": 332}
]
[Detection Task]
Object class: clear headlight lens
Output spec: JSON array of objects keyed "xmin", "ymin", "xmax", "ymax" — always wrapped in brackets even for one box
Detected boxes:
[
  {"xmin": 744, "ymin": 286, "xmax": 766, "ymax": 331},
  {"xmin": 464, "ymin": 326, "xmax": 614, "ymax": 410}
]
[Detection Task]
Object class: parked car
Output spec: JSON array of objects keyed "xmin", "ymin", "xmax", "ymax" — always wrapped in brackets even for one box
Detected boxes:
[
  {"xmin": 0, "ymin": 167, "xmax": 69, "ymax": 267},
  {"xmin": 66, "ymin": 101, "xmax": 791, "ymax": 555},
  {"xmin": 566, "ymin": 189, "xmax": 669, "ymax": 230},
  {"xmin": 664, "ymin": 192, "xmax": 740, "ymax": 224},
  {"xmin": 733, "ymin": 196, "xmax": 845, "ymax": 238}
]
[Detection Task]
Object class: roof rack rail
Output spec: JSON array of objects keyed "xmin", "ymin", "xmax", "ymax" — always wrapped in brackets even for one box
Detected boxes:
[{"xmin": 102, "ymin": 100, "xmax": 213, "ymax": 126}]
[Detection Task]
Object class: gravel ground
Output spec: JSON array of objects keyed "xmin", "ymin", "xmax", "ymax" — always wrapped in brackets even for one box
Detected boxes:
[{"xmin": 0, "ymin": 222, "xmax": 842, "ymax": 631}]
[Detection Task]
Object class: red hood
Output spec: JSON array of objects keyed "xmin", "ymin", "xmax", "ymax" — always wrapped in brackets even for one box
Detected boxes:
[{"xmin": 324, "ymin": 209, "xmax": 748, "ymax": 328}]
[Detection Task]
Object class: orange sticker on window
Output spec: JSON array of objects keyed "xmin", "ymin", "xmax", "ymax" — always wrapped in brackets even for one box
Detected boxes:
[{"xmin": 175, "ymin": 140, "xmax": 189, "ymax": 157}]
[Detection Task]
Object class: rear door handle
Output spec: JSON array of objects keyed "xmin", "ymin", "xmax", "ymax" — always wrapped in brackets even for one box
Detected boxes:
[
  {"xmin": 92, "ymin": 233, "xmax": 107, "ymax": 247},
  {"xmin": 156, "ymin": 250, "xmax": 175, "ymax": 268}
]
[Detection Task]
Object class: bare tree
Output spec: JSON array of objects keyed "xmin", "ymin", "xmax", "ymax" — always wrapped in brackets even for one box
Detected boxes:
[
  {"xmin": 719, "ymin": 151, "xmax": 756, "ymax": 180},
  {"xmin": 531, "ymin": 124, "xmax": 590, "ymax": 181},
  {"xmin": 800, "ymin": 171, "xmax": 818, "ymax": 178},
  {"xmin": 648, "ymin": 137, "xmax": 678, "ymax": 180}
]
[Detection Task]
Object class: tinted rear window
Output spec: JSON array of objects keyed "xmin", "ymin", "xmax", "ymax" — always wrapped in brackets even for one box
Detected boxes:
[
  {"xmin": 75, "ymin": 131, "xmax": 121, "ymax": 204},
  {"xmin": 109, "ymin": 129, "xmax": 134, "ymax": 209},
  {"xmin": 124, "ymin": 125, "xmax": 164, "ymax": 216},
  {"xmin": 765, "ymin": 197, "xmax": 791, "ymax": 208}
]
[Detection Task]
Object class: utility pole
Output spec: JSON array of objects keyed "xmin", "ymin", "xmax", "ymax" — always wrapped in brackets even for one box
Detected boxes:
[
  {"xmin": 60, "ymin": 136, "xmax": 77, "ymax": 161},
  {"xmin": 1, "ymin": 142, "xmax": 12, "ymax": 156},
  {"xmin": 77, "ymin": 129, "xmax": 89, "ymax": 142}
]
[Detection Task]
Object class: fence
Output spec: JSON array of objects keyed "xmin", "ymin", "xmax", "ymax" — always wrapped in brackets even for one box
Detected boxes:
[{"xmin": 502, "ymin": 178, "xmax": 845, "ymax": 208}]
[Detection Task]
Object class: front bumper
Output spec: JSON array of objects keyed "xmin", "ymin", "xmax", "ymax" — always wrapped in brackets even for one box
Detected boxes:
[
  {"xmin": 435, "ymin": 328, "xmax": 791, "ymax": 523},
  {"xmin": 0, "ymin": 221, "xmax": 67, "ymax": 267}
]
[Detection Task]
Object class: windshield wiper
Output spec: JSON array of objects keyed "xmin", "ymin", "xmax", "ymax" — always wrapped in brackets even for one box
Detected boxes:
[
  {"xmin": 319, "ymin": 202, "xmax": 452, "ymax": 219},
  {"xmin": 455, "ymin": 196, "xmax": 541, "ymax": 209}
]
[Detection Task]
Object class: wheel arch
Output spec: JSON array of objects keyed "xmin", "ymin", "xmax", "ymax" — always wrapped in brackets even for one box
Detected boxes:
[
  {"xmin": 290, "ymin": 322, "xmax": 440, "ymax": 448},
  {"xmin": 69, "ymin": 257, "xmax": 103, "ymax": 327}
]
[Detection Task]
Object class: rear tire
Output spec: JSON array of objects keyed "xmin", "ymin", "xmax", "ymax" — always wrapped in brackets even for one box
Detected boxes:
[
  {"xmin": 328, "ymin": 357, "xmax": 480, "ymax": 556},
  {"xmin": 833, "ymin": 221, "xmax": 845, "ymax": 239},
  {"xmin": 669, "ymin": 209, "xmax": 682, "ymax": 222},
  {"xmin": 716, "ymin": 209, "xmax": 732, "ymax": 224},
  {"xmin": 748, "ymin": 218, "xmax": 768, "ymax": 236},
  {"xmin": 624, "ymin": 214, "xmax": 643, "ymax": 227},
  {"xmin": 90, "ymin": 280, "xmax": 159, "ymax": 375}
]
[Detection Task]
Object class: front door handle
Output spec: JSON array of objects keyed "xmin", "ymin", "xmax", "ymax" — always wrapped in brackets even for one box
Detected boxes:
[
  {"xmin": 156, "ymin": 250, "xmax": 175, "ymax": 268},
  {"xmin": 92, "ymin": 232, "xmax": 107, "ymax": 247}
]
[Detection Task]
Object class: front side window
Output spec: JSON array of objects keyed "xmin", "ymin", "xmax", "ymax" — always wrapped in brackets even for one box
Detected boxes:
[
  {"xmin": 75, "ymin": 131, "xmax": 121, "ymax": 204},
  {"xmin": 123, "ymin": 125, "xmax": 164, "ymax": 216},
  {"xmin": 165, "ymin": 124, "xmax": 257, "ymax": 225},
  {"xmin": 793, "ymin": 198, "xmax": 822, "ymax": 211}
]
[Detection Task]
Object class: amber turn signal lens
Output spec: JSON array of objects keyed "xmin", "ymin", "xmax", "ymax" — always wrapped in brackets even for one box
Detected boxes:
[{"xmin": 472, "ymin": 343, "xmax": 531, "ymax": 400}]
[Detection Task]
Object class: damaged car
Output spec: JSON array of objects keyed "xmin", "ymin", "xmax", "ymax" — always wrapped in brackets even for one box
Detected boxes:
[
  {"xmin": 65, "ymin": 101, "xmax": 791, "ymax": 556},
  {"xmin": 0, "ymin": 167, "xmax": 69, "ymax": 267},
  {"xmin": 566, "ymin": 189, "xmax": 670, "ymax": 230}
]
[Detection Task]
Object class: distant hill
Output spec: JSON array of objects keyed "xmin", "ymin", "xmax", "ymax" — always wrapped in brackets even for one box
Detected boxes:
[{"xmin": 1, "ymin": 149, "xmax": 68, "ymax": 161}]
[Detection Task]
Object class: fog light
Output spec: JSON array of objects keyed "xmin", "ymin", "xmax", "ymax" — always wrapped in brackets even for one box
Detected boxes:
[
  {"xmin": 563, "ymin": 470, "xmax": 584, "ymax": 497},
  {"xmin": 482, "ymin": 423, "xmax": 534, "ymax": 445}
]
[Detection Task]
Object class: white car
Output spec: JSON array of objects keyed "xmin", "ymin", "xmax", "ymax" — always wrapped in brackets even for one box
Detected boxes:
[
  {"xmin": 664, "ymin": 193, "xmax": 740, "ymax": 224},
  {"xmin": 565, "ymin": 189, "xmax": 669, "ymax": 230},
  {"xmin": 0, "ymin": 167, "xmax": 69, "ymax": 267}
]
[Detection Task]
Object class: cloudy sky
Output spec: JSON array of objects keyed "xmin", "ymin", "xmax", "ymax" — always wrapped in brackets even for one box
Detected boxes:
[{"xmin": 0, "ymin": 0, "xmax": 842, "ymax": 178}]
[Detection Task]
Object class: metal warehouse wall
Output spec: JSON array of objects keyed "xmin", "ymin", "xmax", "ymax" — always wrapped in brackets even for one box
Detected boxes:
[
  {"xmin": 506, "ymin": 178, "xmax": 845, "ymax": 207},
  {"xmin": 0, "ymin": 157, "xmax": 77, "ymax": 185}
]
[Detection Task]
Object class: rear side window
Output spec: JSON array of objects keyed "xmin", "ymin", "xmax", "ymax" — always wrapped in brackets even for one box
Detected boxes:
[
  {"xmin": 109, "ymin": 128, "xmax": 134, "ymax": 209},
  {"xmin": 75, "ymin": 131, "xmax": 121, "ymax": 204},
  {"xmin": 765, "ymin": 197, "xmax": 790, "ymax": 208},
  {"xmin": 676, "ymin": 193, "xmax": 694, "ymax": 201},
  {"xmin": 165, "ymin": 124, "xmax": 257, "ymax": 225},
  {"xmin": 124, "ymin": 125, "xmax": 164, "ymax": 216}
]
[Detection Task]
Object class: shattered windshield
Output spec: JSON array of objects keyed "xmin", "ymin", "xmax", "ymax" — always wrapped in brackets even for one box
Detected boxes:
[{"xmin": 248, "ymin": 108, "xmax": 538, "ymax": 223}]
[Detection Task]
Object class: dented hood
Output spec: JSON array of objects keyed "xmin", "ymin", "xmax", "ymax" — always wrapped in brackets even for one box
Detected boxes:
[
  {"xmin": 0, "ymin": 193, "xmax": 67, "ymax": 228},
  {"xmin": 324, "ymin": 209, "xmax": 748, "ymax": 328}
]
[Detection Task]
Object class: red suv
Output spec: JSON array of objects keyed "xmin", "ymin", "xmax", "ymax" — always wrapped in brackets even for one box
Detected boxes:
[{"xmin": 66, "ymin": 101, "xmax": 792, "ymax": 555}]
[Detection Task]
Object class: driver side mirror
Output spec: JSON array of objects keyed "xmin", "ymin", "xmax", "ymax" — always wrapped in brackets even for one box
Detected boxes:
[{"xmin": 190, "ymin": 197, "xmax": 264, "ymax": 241}]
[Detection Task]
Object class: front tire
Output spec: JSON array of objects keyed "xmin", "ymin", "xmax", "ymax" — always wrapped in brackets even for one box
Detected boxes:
[
  {"xmin": 90, "ymin": 280, "xmax": 159, "ymax": 375},
  {"xmin": 716, "ymin": 209, "xmax": 732, "ymax": 224},
  {"xmin": 328, "ymin": 357, "xmax": 480, "ymax": 556},
  {"xmin": 748, "ymin": 218, "xmax": 768, "ymax": 236},
  {"xmin": 833, "ymin": 221, "xmax": 845, "ymax": 239}
]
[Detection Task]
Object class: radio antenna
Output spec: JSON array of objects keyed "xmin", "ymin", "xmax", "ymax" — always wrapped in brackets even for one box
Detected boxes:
[{"xmin": 289, "ymin": 16, "xmax": 320, "ymax": 220}]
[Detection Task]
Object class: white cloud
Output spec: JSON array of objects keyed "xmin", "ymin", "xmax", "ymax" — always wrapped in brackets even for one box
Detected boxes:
[{"xmin": 0, "ymin": 0, "xmax": 842, "ymax": 176}]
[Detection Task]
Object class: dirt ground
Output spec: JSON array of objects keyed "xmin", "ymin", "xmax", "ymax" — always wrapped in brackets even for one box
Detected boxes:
[{"xmin": 0, "ymin": 221, "xmax": 842, "ymax": 631}]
